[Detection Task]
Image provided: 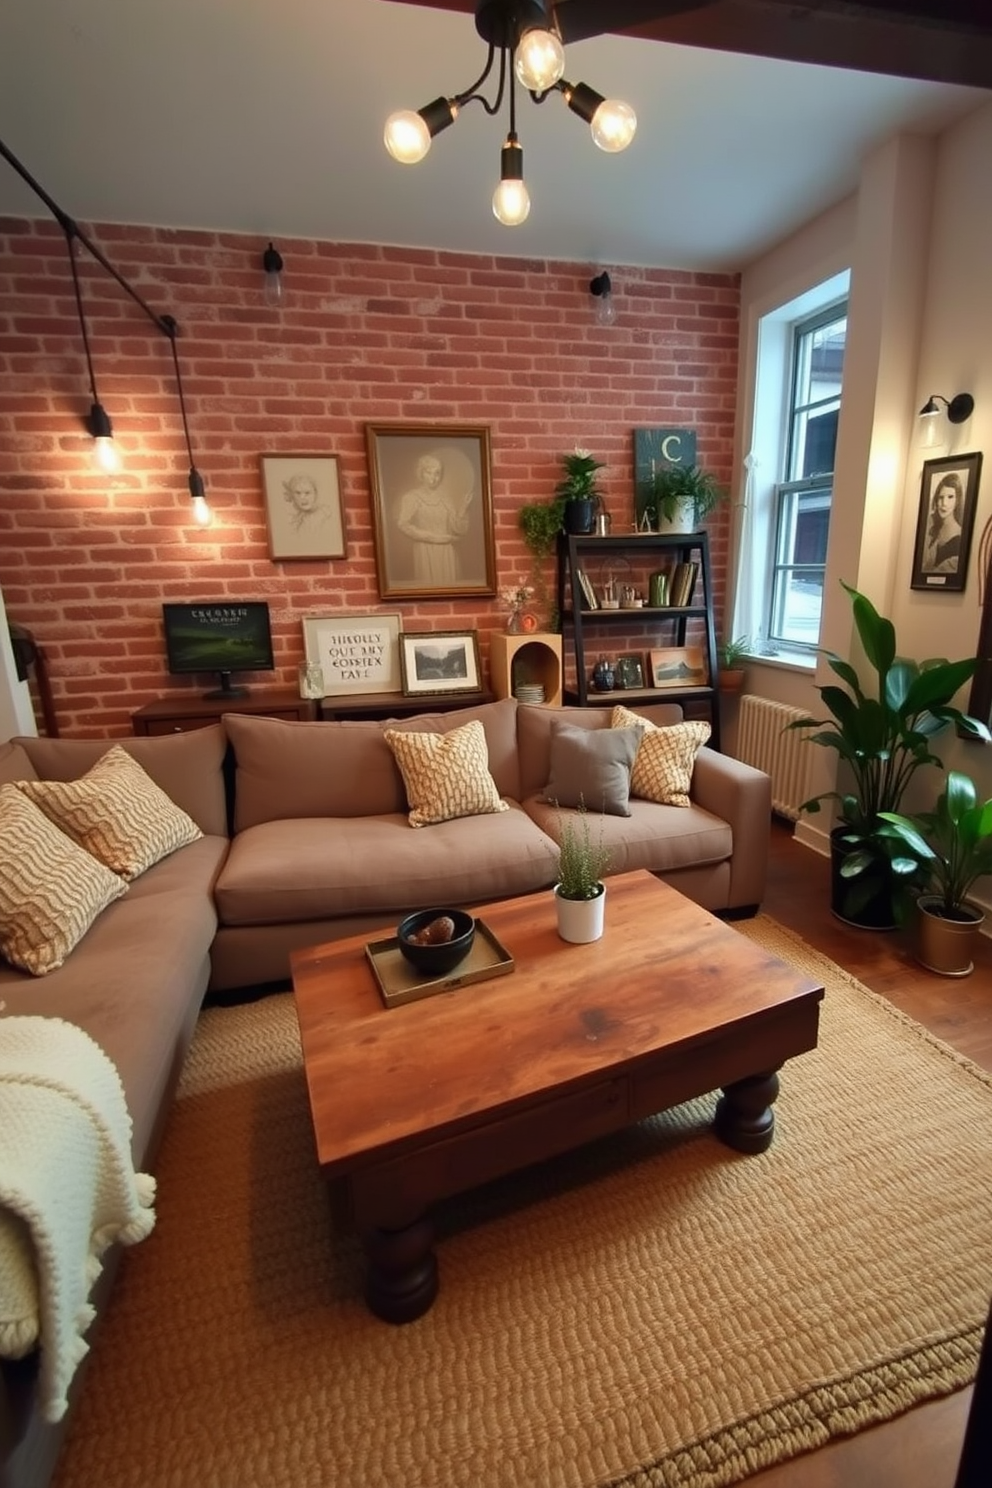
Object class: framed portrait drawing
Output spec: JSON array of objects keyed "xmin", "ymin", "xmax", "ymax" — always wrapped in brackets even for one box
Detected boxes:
[
  {"xmin": 302, "ymin": 613, "xmax": 401, "ymax": 696},
  {"xmin": 399, "ymin": 630, "xmax": 482, "ymax": 697},
  {"xmin": 910, "ymin": 453, "xmax": 982, "ymax": 592},
  {"xmin": 648, "ymin": 646, "xmax": 708, "ymax": 689},
  {"xmin": 365, "ymin": 424, "xmax": 497, "ymax": 600},
  {"xmin": 260, "ymin": 454, "xmax": 346, "ymax": 560}
]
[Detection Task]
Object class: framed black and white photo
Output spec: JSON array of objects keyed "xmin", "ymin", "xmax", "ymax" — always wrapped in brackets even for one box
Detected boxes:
[
  {"xmin": 302, "ymin": 613, "xmax": 401, "ymax": 696},
  {"xmin": 365, "ymin": 424, "xmax": 497, "ymax": 600},
  {"xmin": 399, "ymin": 630, "xmax": 482, "ymax": 697},
  {"xmin": 260, "ymin": 454, "xmax": 346, "ymax": 560},
  {"xmin": 910, "ymin": 452, "xmax": 982, "ymax": 593},
  {"xmin": 616, "ymin": 654, "xmax": 646, "ymax": 690}
]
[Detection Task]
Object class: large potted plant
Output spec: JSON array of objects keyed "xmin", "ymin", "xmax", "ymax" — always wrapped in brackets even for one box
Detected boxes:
[
  {"xmin": 789, "ymin": 581, "xmax": 990, "ymax": 928},
  {"xmin": 553, "ymin": 803, "xmax": 611, "ymax": 943},
  {"xmin": 878, "ymin": 771, "xmax": 992, "ymax": 976},
  {"xmin": 639, "ymin": 464, "xmax": 727, "ymax": 534}
]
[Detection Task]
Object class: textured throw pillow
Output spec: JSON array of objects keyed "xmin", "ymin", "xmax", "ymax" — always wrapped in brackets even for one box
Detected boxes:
[
  {"xmin": 384, "ymin": 720, "xmax": 509, "ymax": 828},
  {"xmin": 15, "ymin": 744, "xmax": 202, "ymax": 881},
  {"xmin": 0, "ymin": 785, "xmax": 128, "ymax": 975},
  {"xmin": 541, "ymin": 721, "xmax": 641, "ymax": 817},
  {"xmin": 611, "ymin": 705, "xmax": 711, "ymax": 808}
]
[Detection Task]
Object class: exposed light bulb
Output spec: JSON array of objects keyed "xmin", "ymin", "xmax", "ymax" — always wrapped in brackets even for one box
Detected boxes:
[
  {"xmin": 384, "ymin": 110, "xmax": 432, "ymax": 164},
  {"xmin": 594, "ymin": 291, "xmax": 616, "ymax": 326},
  {"xmin": 493, "ymin": 177, "xmax": 530, "ymax": 226},
  {"xmin": 262, "ymin": 242, "xmax": 284, "ymax": 307},
  {"xmin": 92, "ymin": 435, "xmax": 121, "ymax": 473},
  {"xmin": 191, "ymin": 494, "xmax": 212, "ymax": 527},
  {"xmin": 920, "ymin": 412, "xmax": 941, "ymax": 449},
  {"xmin": 515, "ymin": 29, "xmax": 565, "ymax": 91},
  {"xmin": 591, "ymin": 100, "xmax": 637, "ymax": 152}
]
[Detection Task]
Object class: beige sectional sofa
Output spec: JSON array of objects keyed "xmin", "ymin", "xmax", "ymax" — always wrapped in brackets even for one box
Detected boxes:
[{"xmin": 0, "ymin": 696, "xmax": 770, "ymax": 1488}]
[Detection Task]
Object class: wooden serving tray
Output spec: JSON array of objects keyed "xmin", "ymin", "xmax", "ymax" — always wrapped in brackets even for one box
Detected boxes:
[{"xmin": 365, "ymin": 919, "xmax": 515, "ymax": 1009}]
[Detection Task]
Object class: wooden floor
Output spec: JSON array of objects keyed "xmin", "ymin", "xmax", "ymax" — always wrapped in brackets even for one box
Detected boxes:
[{"xmin": 742, "ymin": 819, "xmax": 992, "ymax": 1488}]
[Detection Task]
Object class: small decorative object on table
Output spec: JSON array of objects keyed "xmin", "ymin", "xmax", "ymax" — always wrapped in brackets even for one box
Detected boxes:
[
  {"xmin": 499, "ymin": 579, "xmax": 536, "ymax": 634},
  {"xmin": 298, "ymin": 661, "xmax": 325, "ymax": 700},
  {"xmin": 591, "ymin": 656, "xmax": 616, "ymax": 693},
  {"xmin": 553, "ymin": 802, "xmax": 611, "ymax": 943}
]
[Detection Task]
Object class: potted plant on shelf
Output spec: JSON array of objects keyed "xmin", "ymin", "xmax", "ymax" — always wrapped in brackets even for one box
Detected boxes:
[
  {"xmin": 639, "ymin": 464, "xmax": 727, "ymax": 534},
  {"xmin": 553, "ymin": 802, "xmax": 611, "ymax": 943},
  {"xmin": 555, "ymin": 447, "xmax": 606, "ymax": 535},
  {"xmin": 788, "ymin": 581, "xmax": 990, "ymax": 929},
  {"xmin": 878, "ymin": 771, "xmax": 992, "ymax": 976},
  {"xmin": 717, "ymin": 635, "xmax": 751, "ymax": 693}
]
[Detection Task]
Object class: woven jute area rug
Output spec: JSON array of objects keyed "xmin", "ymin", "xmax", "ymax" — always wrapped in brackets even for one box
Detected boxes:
[{"xmin": 52, "ymin": 916, "xmax": 992, "ymax": 1488}]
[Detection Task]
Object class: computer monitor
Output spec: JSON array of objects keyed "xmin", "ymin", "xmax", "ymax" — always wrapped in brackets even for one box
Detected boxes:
[{"xmin": 161, "ymin": 601, "xmax": 275, "ymax": 699}]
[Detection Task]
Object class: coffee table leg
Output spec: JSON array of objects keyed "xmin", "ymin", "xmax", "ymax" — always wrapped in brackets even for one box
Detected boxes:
[
  {"xmin": 362, "ymin": 1215, "xmax": 438, "ymax": 1324},
  {"xmin": 714, "ymin": 1070, "xmax": 780, "ymax": 1154}
]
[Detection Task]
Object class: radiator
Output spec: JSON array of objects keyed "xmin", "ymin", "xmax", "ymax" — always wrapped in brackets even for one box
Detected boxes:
[{"xmin": 735, "ymin": 695, "xmax": 815, "ymax": 821}]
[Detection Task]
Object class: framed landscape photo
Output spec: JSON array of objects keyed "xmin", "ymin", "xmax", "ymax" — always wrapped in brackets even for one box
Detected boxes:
[
  {"xmin": 910, "ymin": 452, "xmax": 982, "ymax": 593},
  {"xmin": 302, "ymin": 612, "xmax": 401, "ymax": 696},
  {"xmin": 399, "ymin": 630, "xmax": 482, "ymax": 697},
  {"xmin": 260, "ymin": 454, "xmax": 347, "ymax": 560},
  {"xmin": 648, "ymin": 646, "xmax": 708, "ymax": 689},
  {"xmin": 365, "ymin": 424, "xmax": 497, "ymax": 600}
]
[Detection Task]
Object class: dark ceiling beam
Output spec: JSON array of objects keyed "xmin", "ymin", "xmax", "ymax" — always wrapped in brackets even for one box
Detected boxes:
[{"xmin": 396, "ymin": 0, "xmax": 992, "ymax": 88}]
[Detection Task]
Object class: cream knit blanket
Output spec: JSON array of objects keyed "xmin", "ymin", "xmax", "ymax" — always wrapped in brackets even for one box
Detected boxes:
[{"xmin": 0, "ymin": 1016, "xmax": 156, "ymax": 1422}]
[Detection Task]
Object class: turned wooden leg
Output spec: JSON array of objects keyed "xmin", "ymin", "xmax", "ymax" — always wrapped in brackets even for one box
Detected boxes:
[
  {"xmin": 362, "ymin": 1215, "xmax": 438, "ymax": 1324},
  {"xmin": 714, "ymin": 1070, "xmax": 781, "ymax": 1154}
]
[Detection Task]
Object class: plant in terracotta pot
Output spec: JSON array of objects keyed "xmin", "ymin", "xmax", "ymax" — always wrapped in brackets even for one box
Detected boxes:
[
  {"xmin": 553, "ymin": 802, "xmax": 612, "ymax": 943},
  {"xmin": 640, "ymin": 464, "xmax": 727, "ymax": 534},
  {"xmin": 788, "ymin": 581, "xmax": 990, "ymax": 928},
  {"xmin": 878, "ymin": 771, "xmax": 992, "ymax": 976},
  {"xmin": 717, "ymin": 635, "xmax": 751, "ymax": 693}
]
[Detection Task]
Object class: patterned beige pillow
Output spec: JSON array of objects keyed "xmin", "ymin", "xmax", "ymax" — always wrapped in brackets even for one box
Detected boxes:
[
  {"xmin": 15, "ymin": 744, "xmax": 202, "ymax": 881},
  {"xmin": 0, "ymin": 785, "xmax": 128, "ymax": 975},
  {"xmin": 384, "ymin": 720, "xmax": 509, "ymax": 828},
  {"xmin": 611, "ymin": 705, "xmax": 711, "ymax": 807}
]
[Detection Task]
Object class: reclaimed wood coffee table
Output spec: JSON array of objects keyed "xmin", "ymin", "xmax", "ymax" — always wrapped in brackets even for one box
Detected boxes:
[{"xmin": 291, "ymin": 869, "xmax": 823, "ymax": 1323}]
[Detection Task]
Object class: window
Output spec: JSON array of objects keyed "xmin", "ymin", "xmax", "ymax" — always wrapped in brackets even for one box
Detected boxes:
[{"xmin": 768, "ymin": 306, "xmax": 846, "ymax": 650}]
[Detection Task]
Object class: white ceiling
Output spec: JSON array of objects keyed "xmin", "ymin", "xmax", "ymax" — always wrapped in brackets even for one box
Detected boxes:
[{"xmin": 0, "ymin": 0, "xmax": 987, "ymax": 273}]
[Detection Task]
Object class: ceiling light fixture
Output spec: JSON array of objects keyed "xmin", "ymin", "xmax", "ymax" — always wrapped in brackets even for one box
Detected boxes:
[
  {"xmin": 919, "ymin": 390, "xmax": 974, "ymax": 448},
  {"xmin": 262, "ymin": 241, "xmax": 284, "ymax": 307},
  {"xmin": 63, "ymin": 224, "xmax": 121, "ymax": 474},
  {"xmin": 383, "ymin": 0, "xmax": 636, "ymax": 226}
]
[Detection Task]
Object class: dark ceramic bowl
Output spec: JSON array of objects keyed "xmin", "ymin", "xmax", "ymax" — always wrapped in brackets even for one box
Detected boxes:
[{"xmin": 397, "ymin": 908, "xmax": 476, "ymax": 977}]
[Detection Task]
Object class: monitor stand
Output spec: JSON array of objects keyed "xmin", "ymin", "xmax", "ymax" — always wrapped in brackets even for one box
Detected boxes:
[{"xmin": 203, "ymin": 671, "xmax": 249, "ymax": 701}]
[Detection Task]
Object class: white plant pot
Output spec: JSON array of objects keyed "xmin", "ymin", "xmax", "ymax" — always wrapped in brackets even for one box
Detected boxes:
[
  {"xmin": 656, "ymin": 498, "xmax": 697, "ymax": 535},
  {"xmin": 554, "ymin": 882, "xmax": 606, "ymax": 943}
]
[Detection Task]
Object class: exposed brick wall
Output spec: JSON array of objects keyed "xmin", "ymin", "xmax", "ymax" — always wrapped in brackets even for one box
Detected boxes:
[{"xmin": 0, "ymin": 217, "xmax": 739, "ymax": 736}]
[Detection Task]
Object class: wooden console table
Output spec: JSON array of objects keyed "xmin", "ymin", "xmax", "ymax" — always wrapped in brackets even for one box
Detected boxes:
[{"xmin": 131, "ymin": 690, "xmax": 318, "ymax": 735}]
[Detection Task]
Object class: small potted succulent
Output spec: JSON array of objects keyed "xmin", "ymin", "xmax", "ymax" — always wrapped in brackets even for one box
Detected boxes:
[{"xmin": 553, "ymin": 802, "xmax": 612, "ymax": 943}]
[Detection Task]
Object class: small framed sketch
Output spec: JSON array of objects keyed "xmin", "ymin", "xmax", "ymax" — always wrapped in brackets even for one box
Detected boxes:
[
  {"xmin": 302, "ymin": 612, "xmax": 401, "ymax": 696},
  {"xmin": 260, "ymin": 454, "xmax": 347, "ymax": 560},
  {"xmin": 910, "ymin": 452, "xmax": 982, "ymax": 592},
  {"xmin": 648, "ymin": 646, "xmax": 708, "ymax": 689},
  {"xmin": 399, "ymin": 630, "xmax": 482, "ymax": 697},
  {"xmin": 616, "ymin": 654, "xmax": 646, "ymax": 690}
]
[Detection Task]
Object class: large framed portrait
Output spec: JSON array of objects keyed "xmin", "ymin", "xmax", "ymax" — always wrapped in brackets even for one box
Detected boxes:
[
  {"xmin": 301, "ymin": 612, "xmax": 401, "ymax": 696},
  {"xmin": 365, "ymin": 424, "xmax": 497, "ymax": 599},
  {"xmin": 260, "ymin": 454, "xmax": 347, "ymax": 560},
  {"xmin": 910, "ymin": 452, "xmax": 982, "ymax": 593},
  {"xmin": 399, "ymin": 630, "xmax": 482, "ymax": 697}
]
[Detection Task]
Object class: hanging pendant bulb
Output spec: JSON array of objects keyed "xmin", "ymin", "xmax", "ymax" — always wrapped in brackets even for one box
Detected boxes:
[
  {"xmin": 189, "ymin": 468, "xmax": 212, "ymax": 527},
  {"xmin": 590, "ymin": 99, "xmax": 637, "ymax": 153},
  {"xmin": 262, "ymin": 243, "xmax": 284, "ymax": 306},
  {"xmin": 493, "ymin": 137, "xmax": 530, "ymax": 226},
  {"xmin": 515, "ymin": 29, "xmax": 565, "ymax": 91},
  {"xmin": 87, "ymin": 402, "xmax": 121, "ymax": 474}
]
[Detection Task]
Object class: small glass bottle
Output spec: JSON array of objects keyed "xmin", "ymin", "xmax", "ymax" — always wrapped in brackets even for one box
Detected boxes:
[{"xmin": 298, "ymin": 661, "xmax": 324, "ymax": 700}]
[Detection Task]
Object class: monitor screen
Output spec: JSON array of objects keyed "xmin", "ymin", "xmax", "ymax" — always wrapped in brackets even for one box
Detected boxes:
[{"xmin": 162, "ymin": 602, "xmax": 275, "ymax": 697}]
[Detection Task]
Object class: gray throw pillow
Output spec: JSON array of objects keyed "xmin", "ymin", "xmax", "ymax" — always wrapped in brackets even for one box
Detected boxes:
[{"xmin": 541, "ymin": 722, "xmax": 640, "ymax": 817}]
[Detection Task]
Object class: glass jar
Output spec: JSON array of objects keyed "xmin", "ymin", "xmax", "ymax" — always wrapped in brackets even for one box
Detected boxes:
[{"xmin": 298, "ymin": 662, "xmax": 324, "ymax": 700}]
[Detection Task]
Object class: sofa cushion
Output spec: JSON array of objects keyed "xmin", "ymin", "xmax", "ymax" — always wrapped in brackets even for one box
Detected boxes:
[
  {"xmin": 0, "ymin": 786, "xmax": 128, "ymax": 976},
  {"xmin": 385, "ymin": 720, "xmax": 509, "ymax": 827},
  {"xmin": 214, "ymin": 805, "xmax": 557, "ymax": 925},
  {"xmin": 525, "ymin": 794, "xmax": 733, "ymax": 878},
  {"xmin": 516, "ymin": 701, "xmax": 685, "ymax": 801},
  {"xmin": 611, "ymin": 706, "xmax": 711, "ymax": 808},
  {"xmin": 15, "ymin": 745, "xmax": 202, "ymax": 880},
  {"xmin": 15, "ymin": 726, "xmax": 228, "ymax": 837},
  {"xmin": 541, "ymin": 720, "xmax": 640, "ymax": 817}
]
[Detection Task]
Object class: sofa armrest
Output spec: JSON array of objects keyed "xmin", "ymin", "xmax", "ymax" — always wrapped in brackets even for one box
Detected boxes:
[{"xmin": 691, "ymin": 748, "xmax": 771, "ymax": 911}]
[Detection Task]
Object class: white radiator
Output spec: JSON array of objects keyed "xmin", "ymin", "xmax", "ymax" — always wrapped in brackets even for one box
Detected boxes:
[{"xmin": 735, "ymin": 695, "xmax": 815, "ymax": 822}]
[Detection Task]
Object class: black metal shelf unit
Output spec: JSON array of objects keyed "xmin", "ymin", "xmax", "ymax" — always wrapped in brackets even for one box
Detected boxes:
[{"xmin": 555, "ymin": 530, "xmax": 720, "ymax": 750}]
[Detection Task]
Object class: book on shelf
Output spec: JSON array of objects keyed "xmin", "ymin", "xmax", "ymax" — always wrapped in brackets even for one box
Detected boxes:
[
  {"xmin": 576, "ymin": 569, "xmax": 598, "ymax": 609},
  {"xmin": 670, "ymin": 561, "xmax": 699, "ymax": 607}
]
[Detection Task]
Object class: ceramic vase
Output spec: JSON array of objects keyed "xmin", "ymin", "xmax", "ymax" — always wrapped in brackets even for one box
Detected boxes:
[
  {"xmin": 554, "ymin": 883, "xmax": 606, "ymax": 944},
  {"xmin": 914, "ymin": 895, "xmax": 985, "ymax": 977}
]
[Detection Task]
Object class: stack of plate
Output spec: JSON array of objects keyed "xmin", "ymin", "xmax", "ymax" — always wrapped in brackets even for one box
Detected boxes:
[{"xmin": 514, "ymin": 683, "xmax": 546, "ymax": 704}]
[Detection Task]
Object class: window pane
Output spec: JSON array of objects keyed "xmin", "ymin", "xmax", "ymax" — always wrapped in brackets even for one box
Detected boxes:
[{"xmin": 770, "ymin": 485, "xmax": 831, "ymax": 645}]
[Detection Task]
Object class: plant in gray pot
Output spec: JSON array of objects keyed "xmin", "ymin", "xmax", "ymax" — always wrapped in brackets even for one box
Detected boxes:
[
  {"xmin": 879, "ymin": 771, "xmax": 992, "ymax": 976},
  {"xmin": 788, "ymin": 581, "xmax": 990, "ymax": 929},
  {"xmin": 553, "ymin": 803, "xmax": 611, "ymax": 943}
]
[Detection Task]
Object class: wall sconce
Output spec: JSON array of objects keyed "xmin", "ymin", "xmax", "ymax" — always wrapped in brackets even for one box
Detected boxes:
[
  {"xmin": 262, "ymin": 242, "xmax": 284, "ymax": 306},
  {"xmin": 63, "ymin": 225, "xmax": 121, "ymax": 474},
  {"xmin": 589, "ymin": 271, "xmax": 616, "ymax": 326},
  {"xmin": 919, "ymin": 390, "xmax": 974, "ymax": 448}
]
